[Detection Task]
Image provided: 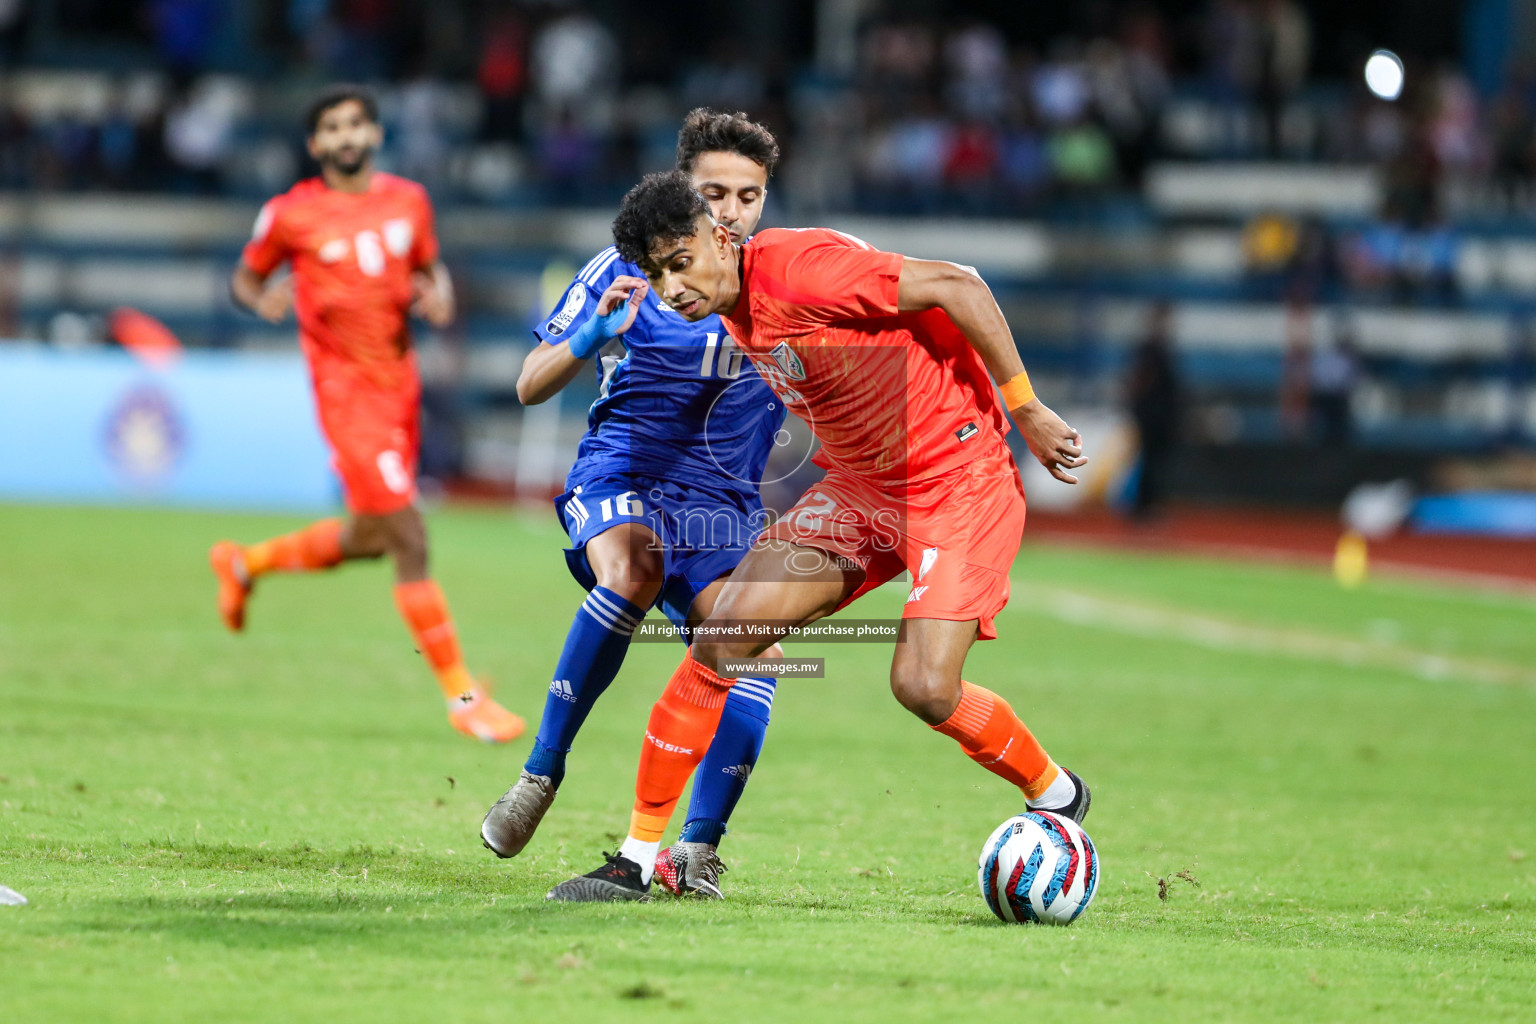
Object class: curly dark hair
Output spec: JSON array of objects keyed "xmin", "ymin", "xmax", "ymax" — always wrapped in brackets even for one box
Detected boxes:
[
  {"xmin": 676, "ymin": 108, "xmax": 780, "ymax": 177},
  {"xmin": 306, "ymin": 84, "xmax": 379, "ymax": 135},
  {"xmin": 612, "ymin": 170, "xmax": 711, "ymax": 267}
]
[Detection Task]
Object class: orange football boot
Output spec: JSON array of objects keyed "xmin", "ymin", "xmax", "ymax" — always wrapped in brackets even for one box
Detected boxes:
[
  {"xmin": 448, "ymin": 686, "xmax": 526, "ymax": 743},
  {"xmin": 208, "ymin": 541, "xmax": 252, "ymax": 632}
]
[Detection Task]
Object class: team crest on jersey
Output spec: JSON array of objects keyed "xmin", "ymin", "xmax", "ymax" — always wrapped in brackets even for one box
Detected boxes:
[
  {"xmin": 547, "ymin": 286, "xmax": 586, "ymax": 336},
  {"xmin": 770, "ymin": 342, "xmax": 806, "ymax": 381}
]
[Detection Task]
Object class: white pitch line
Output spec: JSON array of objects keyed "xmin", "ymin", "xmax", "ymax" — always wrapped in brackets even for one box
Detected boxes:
[{"xmin": 1008, "ymin": 587, "xmax": 1536, "ymax": 690}]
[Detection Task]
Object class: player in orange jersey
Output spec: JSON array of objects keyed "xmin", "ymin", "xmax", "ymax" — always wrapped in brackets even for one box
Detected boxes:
[
  {"xmin": 547, "ymin": 171, "xmax": 1089, "ymax": 899},
  {"xmin": 210, "ymin": 85, "xmax": 522, "ymax": 743}
]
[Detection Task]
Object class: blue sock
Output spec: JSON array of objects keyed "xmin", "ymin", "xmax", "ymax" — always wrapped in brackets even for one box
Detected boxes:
[
  {"xmin": 680, "ymin": 675, "xmax": 775, "ymax": 846},
  {"xmin": 524, "ymin": 586, "xmax": 644, "ymax": 789}
]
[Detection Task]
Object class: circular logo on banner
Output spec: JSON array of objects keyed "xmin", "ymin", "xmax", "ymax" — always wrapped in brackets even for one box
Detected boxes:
[{"xmin": 104, "ymin": 384, "xmax": 185, "ymax": 483}]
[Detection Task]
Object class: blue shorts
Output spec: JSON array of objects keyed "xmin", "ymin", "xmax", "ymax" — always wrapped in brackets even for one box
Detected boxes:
[{"xmin": 555, "ymin": 476, "xmax": 768, "ymax": 635}]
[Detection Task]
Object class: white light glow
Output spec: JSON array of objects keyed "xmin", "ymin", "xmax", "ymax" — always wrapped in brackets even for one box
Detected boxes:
[{"xmin": 1364, "ymin": 50, "xmax": 1404, "ymax": 101}]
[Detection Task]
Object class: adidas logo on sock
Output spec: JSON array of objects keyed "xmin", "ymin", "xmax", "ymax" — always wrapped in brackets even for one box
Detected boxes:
[
  {"xmin": 549, "ymin": 678, "xmax": 576, "ymax": 702},
  {"xmin": 722, "ymin": 763, "xmax": 753, "ymax": 780}
]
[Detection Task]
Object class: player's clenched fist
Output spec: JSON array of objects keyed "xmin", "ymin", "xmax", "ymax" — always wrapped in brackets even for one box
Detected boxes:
[{"xmin": 1012, "ymin": 400, "xmax": 1088, "ymax": 485}]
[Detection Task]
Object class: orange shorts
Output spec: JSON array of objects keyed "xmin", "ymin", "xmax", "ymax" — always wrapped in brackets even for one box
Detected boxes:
[
  {"xmin": 765, "ymin": 440, "xmax": 1027, "ymax": 640},
  {"xmin": 312, "ymin": 371, "xmax": 420, "ymax": 516}
]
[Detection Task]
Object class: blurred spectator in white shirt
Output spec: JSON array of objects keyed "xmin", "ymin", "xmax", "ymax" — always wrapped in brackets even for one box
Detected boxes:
[{"xmin": 531, "ymin": 10, "xmax": 618, "ymax": 110}]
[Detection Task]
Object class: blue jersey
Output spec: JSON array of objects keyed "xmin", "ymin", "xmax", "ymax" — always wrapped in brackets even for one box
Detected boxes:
[{"xmin": 534, "ymin": 246, "xmax": 784, "ymax": 497}]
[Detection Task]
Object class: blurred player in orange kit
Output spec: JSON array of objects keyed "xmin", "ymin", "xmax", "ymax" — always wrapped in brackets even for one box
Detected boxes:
[{"xmin": 210, "ymin": 84, "xmax": 523, "ymax": 743}]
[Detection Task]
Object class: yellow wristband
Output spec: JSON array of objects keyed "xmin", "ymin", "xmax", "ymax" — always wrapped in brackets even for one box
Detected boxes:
[{"xmin": 999, "ymin": 370, "xmax": 1035, "ymax": 410}]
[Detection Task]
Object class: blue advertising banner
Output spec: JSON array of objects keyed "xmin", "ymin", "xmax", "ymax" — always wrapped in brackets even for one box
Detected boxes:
[
  {"xmin": 0, "ymin": 346, "xmax": 335, "ymax": 510},
  {"xmin": 1413, "ymin": 492, "xmax": 1536, "ymax": 538}
]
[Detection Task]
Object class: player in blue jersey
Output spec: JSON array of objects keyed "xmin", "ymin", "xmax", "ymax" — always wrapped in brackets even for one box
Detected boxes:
[{"xmin": 481, "ymin": 110, "xmax": 784, "ymax": 899}]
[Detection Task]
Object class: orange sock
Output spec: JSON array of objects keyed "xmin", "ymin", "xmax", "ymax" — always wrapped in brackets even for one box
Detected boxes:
[
  {"xmin": 628, "ymin": 652, "xmax": 734, "ymax": 842},
  {"xmin": 242, "ymin": 519, "xmax": 344, "ymax": 577},
  {"xmin": 393, "ymin": 580, "xmax": 477, "ymax": 701},
  {"xmin": 932, "ymin": 681, "xmax": 1059, "ymax": 800}
]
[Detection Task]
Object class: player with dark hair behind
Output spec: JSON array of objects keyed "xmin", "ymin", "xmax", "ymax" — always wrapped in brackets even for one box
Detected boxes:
[
  {"xmin": 479, "ymin": 110, "xmax": 788, "ymax": 899},
  {"xmin": 210, "ymin": 85, "xmax": 524, "ymax": 743}
]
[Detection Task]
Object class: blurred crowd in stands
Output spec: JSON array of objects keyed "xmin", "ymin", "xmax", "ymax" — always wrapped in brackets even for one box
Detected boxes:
[
  {"xmin": 2, "ymin": 1, "xmax": 1535, "ymax": 310},
  {"xmin": 2, "ymin": 0, "xmax": 1531, "ymax": 215}
]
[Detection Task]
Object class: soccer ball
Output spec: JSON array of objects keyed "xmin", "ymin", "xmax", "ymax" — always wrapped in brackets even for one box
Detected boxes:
[{"xmin": 977, "ymin": 811, "xmax": 1099, "ymax": 924}]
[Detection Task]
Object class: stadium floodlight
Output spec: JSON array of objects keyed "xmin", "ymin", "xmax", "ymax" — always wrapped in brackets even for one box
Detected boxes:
[{"xmin": 1364, "ymin": 49, "xmax": 1405, "ymax": 101}]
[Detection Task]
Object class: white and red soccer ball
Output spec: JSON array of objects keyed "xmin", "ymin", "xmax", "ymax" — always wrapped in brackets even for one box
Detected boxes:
[{"xmin": 978, "ymin": 811, "xmax": 1099, "ymax": 925}]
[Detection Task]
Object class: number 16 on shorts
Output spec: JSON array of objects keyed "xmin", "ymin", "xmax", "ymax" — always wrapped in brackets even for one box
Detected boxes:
[{"xmin": 563, "ymin": 485, "xmax": 648, "ymax": 537}]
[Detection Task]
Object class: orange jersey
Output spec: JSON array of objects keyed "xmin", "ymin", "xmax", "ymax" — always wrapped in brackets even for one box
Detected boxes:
[
  {"xmin": 723, "ymin": 228, "xmax": 1009, "ymax": 486},
  {"xmin": 242, "ymin": 172, "xmax": 439, "ymax": 390}
]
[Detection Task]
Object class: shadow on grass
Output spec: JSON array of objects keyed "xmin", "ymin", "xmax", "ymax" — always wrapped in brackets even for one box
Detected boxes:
[
  {"xmin": 29, "ymin": 838, "xmax": 1097, "ymax": 947},
  {"xmin": 62, "ymin": 892, "xmax": 935, "ymax": 959},
  {"xmin": 61, "ymin": 885, "xmax": 1012, "ymax": 951},
  {"xmin": 22, "ymin": 837, "xmax": 412, "ymax": 871}
]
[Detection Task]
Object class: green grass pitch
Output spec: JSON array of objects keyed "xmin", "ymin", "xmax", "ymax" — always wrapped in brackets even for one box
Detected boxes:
[{"xmin": 1, "ymin": 501, "xmax": 1534, "ymax": 1022}]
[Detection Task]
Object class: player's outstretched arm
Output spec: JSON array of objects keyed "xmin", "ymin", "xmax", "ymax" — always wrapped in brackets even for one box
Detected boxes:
[
  {"xmin": 896, "ymin": 257, "xmax": 1088, "ymax": 484},
  {"xmin": 517, "ymin": 276, "xmax": 648, "ymax": 405},
  {"xmin": 230, "ymin": 262, "xmax": 293, "ymax": 324}
]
